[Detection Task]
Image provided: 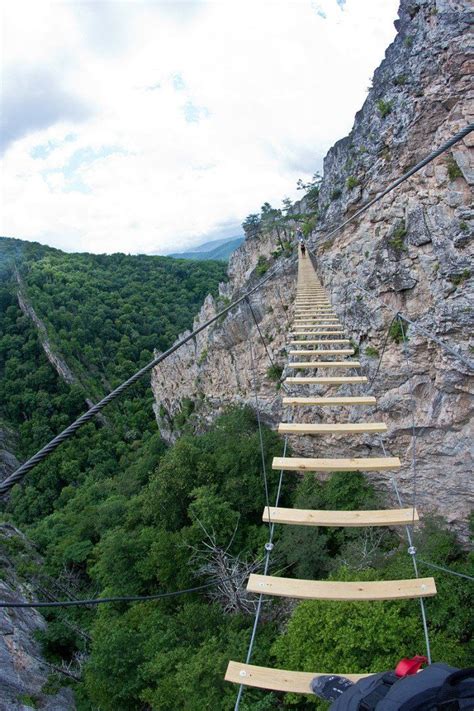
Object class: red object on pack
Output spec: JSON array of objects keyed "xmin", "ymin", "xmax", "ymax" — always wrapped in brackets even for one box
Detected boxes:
[{"xmin": 395, "ymin": 656, "xmax": 428, "ymax": 678}]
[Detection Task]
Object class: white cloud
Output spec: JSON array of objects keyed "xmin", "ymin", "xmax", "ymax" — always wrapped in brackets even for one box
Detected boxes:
[{"xmin": 0, "ymin": 0, "xmax": 398, "ymax": 254}]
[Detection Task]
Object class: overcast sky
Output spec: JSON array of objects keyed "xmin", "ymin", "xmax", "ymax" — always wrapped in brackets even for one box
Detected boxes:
[{"xmin": 1, "ymin": 0, "xmax": 399, "ymax": 255}]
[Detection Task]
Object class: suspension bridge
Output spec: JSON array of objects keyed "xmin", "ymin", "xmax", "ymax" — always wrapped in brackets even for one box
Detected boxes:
[{"xmin": 225, "ymin": 247, "xmax": 437, "ymax": 705}]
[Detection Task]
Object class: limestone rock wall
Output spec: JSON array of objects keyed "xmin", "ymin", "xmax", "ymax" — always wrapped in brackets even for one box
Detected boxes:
[
  {"xmin": 0, "ymin": 525, "xmax": 75, "ymax": 711},
  {"xmin": 151, "ymin": 0, "xmax": 473, "ymax": 534}
]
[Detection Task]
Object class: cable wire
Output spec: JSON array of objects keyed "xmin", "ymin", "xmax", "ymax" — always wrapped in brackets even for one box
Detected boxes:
[
  {"xmin": 416, "ymin": 559, "xmax": 474, "ymax": 583},
  {"xmin": 397, "ymin": 317, "xmax": 418, "ymax": 531},
  {"xmin": 390, "ymin": 474, "xmax": 432, "ymax": 664},
  {"xmin": 320, "ymin": 123, "xmax": 473, "ymax": 242},
  {"xmin": 0, "ymin": 575, "xmax": 244, "ymax": 609},
  {"xmin": 1, "ymin": 257, "xmax": 296, "ymax": 497},
  {"xmin": 247, "ymin": 324, "xmax": 272, "ymax": 531},
  {"xmin": 234, "ymin": 437, "xmax": 288, "ymax": 711},
  {"xmin": 245, "ymin": 296, "xmax": 289, "ymax": 393}
]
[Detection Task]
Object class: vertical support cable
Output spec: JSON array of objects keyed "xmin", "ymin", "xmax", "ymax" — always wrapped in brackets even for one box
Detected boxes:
[
  {"xmin": 397, "ymin": 316, "xmax": 418, "ymax": 530},
  {"xmin": 391, "ymin": 476, "xmax": 432, "ymax": 664},
  {"xmin": 247, "ymin": 322, "xmax": 272, "ymax": 530},
  {"xmin": 234, "ymin": 437, "xmax": 289, "ymax": 711}
]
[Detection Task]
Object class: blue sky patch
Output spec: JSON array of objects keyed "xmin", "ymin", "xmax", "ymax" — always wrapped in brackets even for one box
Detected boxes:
[
  {"xmin": 183, "ymin": 101, "xmax": 209, "ymax": 123},
  {"xmin": 172, "ymin": 73, "xmax": 186, "ymax": 90}
]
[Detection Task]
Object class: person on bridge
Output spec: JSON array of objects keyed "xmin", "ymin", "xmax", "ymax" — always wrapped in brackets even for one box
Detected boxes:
[{"xmin": 311, "ymin": 657, "xmax": 474, "ymax": 709}]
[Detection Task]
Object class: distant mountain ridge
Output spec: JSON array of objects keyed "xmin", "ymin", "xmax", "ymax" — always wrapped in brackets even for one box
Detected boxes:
[{"xmin": 170, "ymin": 235, "xmax": 244, "ymax": 261}]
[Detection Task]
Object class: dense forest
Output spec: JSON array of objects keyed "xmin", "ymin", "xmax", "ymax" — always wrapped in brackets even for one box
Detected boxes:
[
  {"xmin": 0, "ymin": 236, "xmax": 226, "ymax": 521},
  {"xmin": 0, "ymin": 237, "xmax": 472, "ymax": 710}
]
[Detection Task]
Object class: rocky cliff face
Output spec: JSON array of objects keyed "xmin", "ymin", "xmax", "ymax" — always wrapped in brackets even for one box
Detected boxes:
[
  {"xmin": 0, "ymin": 525, "xmax": 75, "ymax": 711},
  {"xmin": 151, "ymin": 0, "xmax": 473, "ymax": 535},
  {"xmin": 0, "ymin": 426, "xmax": 20, "ymax": 485}
]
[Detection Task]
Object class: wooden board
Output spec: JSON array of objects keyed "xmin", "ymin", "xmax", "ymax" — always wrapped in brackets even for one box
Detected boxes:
[
  {"xmin": 278, "ymin": 422, "xmax": 387, "ymax": 434},
  {"xmin": 282, "ymin": 396, "xmax": 376, "ymax": 405},
  {"xmin": 293, "ymin": 325, "xmax": 342, "ymax": 329},
  {"xmin": 290, "ymin": 339, "xmax": 351, "ymax": 344},
  {"xmin": 285, "ymin": 376, "xmax": 368, "ymax": 384},
  {"xmin": 272, "ymin": 456, "xmax": 401, "ymax": 471},
  {"xmin": 225, "ymin": 661, "xmax": 370, "ymax": 693},
  {"xmin": 288, "ymin": 361, "xmax": 361, "ymax": 368},
  {"xmin": 289, "ymin": 348, "xmax": 354, "ymax": 358},
  {"xmin": 290, "ymin": 331, "xmax": 345, "ymax": 336},
  {"xmin": 289, "ymin": 349, "xmax": 354, "ymax": 355},
  {"xmin": 263, "ymin": 506, "xmax": 419, "ymax": 527},
  {"xmin": 247, "ymin": 574, "xmax": 436, "ymax": 600}
]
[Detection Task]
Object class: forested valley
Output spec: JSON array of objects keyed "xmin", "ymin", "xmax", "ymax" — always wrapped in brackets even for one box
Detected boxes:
[{"xmin": 0, "ymin": 236, "xmax": 472, "ymax": 710}]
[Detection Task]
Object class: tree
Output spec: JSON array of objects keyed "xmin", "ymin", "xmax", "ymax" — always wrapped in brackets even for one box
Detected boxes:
[
  {"xmin": 296, "ymin": 172, "xmax": 322, "ymax": 211},
  {"xmin": 242, "ymin": 214, "xmax": 262, "ymax": 239}
]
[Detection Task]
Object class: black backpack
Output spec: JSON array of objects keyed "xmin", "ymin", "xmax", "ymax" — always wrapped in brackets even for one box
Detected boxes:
[{"xmin": 330, "ymin": 664, "xmax": 474, "ymax": 710}]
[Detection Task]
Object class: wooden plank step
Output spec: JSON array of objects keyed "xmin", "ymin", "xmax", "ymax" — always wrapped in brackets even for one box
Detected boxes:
[
  {"xmin": 288, "ymin": 361, "xmax": 361, "ymax": 368},
  {"xmin": 225, "ymin": 662, "xmax": 370, "ymax": 694},
  {"xmin": 282, "ymin": 396, "xmax": 376, "ymax": 405},
  {"xmin": 272, "ymin": 456, "xmax": 401, "ymax": 471},
  {"xmin": 278, "ymin": 422, "xmax": 387, "ymax": 434},
  {"xmin": 293, "ymin": 324, "xmax": 341, "ymax": 328},
  {"xmin": 290, "ymin": 339, "xmax": 351, "ymax": 344},
  {"xmin": 294, "ymin": 318, "xmax": 339, "ymax": 321},
  {"xmin": 262, "ymin": 506, "xmax": 419, "ymax": 527},
  {"xmin": 247, "ymin": 574, "xmax": 436, "ymax": 601},
  {"xmin": 285, "ymin": 376, "xmax": 368, "ymax": 384},
  {"xmin": 291, "ymin": 331, "xmax": 345, "ymax": 336},
  {"xmin": 289, "ymin": 349, "xmax": 354, "ymax": 356}
]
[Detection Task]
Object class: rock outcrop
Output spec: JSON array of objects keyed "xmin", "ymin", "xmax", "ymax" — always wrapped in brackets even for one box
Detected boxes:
[
  {"xmin": 151, "ymin": 0, "xmax": 473, "ymax": 536},
  {"xmin": 0, "ymin": 525, "xmax": 75, "ymax": 711},
  {"xmin": 0, "ymin": 426, "xmax": 20, "ymax": 484}
]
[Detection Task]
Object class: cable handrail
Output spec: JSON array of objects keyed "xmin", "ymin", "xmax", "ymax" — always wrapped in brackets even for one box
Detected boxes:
[
  {"xmin": 317, "ymin": 123, "xmax": 473, "ymax": 242},
  {"xmin": 0, "ymin": 256, "xmax": 296, "ymax": 496}
]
